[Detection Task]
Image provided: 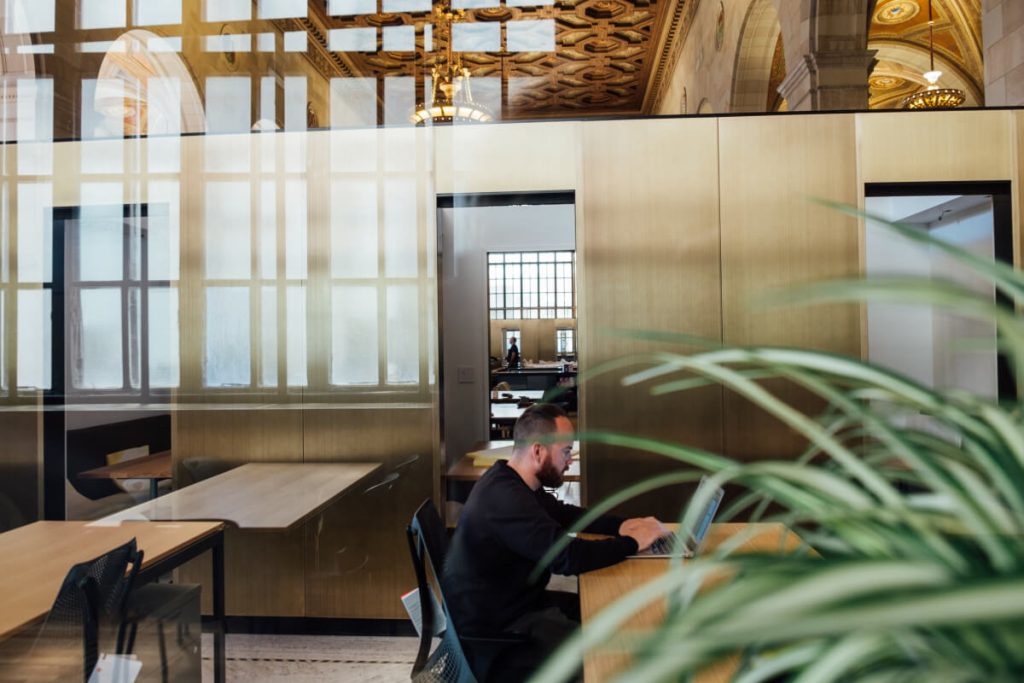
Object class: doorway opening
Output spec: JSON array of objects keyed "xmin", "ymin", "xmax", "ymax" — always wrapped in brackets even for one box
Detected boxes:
[
  {"xmin": 864, "ymin": 181, "xmax": 1014, "ymax": 404},
  {"xmin": 437, "ymin": 191, "xmax": 576, "ymax": 521}
]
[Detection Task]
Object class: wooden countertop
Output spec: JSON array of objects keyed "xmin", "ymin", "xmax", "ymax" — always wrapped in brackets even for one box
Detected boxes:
[{"xmin": 77, "ymin": 450, "xmax": 172, "ymax": 480}]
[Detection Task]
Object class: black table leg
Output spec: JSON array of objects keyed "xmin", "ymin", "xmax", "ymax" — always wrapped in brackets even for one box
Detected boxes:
[{"xmin": 212, "ymin": 536, "xmax": 226, "ymax": 683}]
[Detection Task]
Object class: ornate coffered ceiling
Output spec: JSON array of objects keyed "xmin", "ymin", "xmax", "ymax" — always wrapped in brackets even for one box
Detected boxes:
[
  {"xmin": 868, "ymin": 0, "xmax": 983, "ymax": 108},
  {"xmin": 296, "ymin": 0, "xmax": 698, "ymax": 119}
]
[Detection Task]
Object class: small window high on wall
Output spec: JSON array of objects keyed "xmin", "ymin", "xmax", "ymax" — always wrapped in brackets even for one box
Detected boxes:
[{"xmin": 488, "ymin": 251, "xmax": 575, "ymax": 320}]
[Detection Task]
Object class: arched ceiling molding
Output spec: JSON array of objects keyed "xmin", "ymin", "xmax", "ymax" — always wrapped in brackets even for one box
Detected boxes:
[
  {"xmin": 870, "ymin": 39, "xmax": 981, "ymax": 105},
  {"xmin": 730, "ymin": 0, "xmax": 784, "ymax": 113},
  {"xmin": 96, "ymin": 29, "xmax": 206, "ymax": 135}
]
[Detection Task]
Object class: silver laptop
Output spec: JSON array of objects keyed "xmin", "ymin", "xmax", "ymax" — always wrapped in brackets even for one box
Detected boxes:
[{"xmin": 629, "ymin": 476, "xmax": 724, "ymax": 559}]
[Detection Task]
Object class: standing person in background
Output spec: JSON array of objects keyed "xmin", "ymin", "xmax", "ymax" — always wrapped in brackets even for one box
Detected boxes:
[{"xmin": 505, "ymin": 336, "xmax": 520, "ymax": 368}]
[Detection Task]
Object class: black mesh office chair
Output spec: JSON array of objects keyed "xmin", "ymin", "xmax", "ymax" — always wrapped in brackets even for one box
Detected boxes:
[
  {"xmin": 36, "ymin": 538, "xmax": 143, "ymax": 682},
  {"xmin": 407, "ymin": 499, "xmax": 526, "ymax": 683}
]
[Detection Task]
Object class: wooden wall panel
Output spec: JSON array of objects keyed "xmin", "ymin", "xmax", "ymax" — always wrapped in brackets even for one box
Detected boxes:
[
  {"xmin": 0, "ymin": 411, "xmax": 41, "ymax": 530},
  {"xmin": 857, "ymin": 110, "xmax": 1015, "ymax": 183},
  {"xmin": 579, "ymin": 117, "xmax": 724, "ymax": 520},
  {"xmin": 302, "ymin": 406, "xmax": 434, "ymax": 619},
  {"xmin": 718, "ymin": 114, "xmax": 861, "ymax": 460}
]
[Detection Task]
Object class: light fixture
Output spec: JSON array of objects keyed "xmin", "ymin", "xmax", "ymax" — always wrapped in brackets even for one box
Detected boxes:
[
  {"xmin": 410, "ymin": 3, "xmax": 493, "ymax": 125},
  {"xmin": 901, "ymin": 0, "xmax": 965, "ymax": 110}
]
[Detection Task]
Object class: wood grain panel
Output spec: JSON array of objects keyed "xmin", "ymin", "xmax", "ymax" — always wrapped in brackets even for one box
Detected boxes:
[
  {"xmin": 719, "ymin": 114, "xmax": 860, "ymax": 460},
  {"xmin": 174, "ymin": 408, "xmax": 305, "ymax": 615},
  {"xmin": 857, "ymin": 110, "xmax": 1014, "ymax": 183},
  {"xmin": 0, "ymin": 411, "xmax": 41, "ymax": 530},
  {"xmin": 1013, "ymin": 111, "xmax": 1024, "ymax": 270},
  {"xmin": 579, "ymin": 117, "xmax": 724, "ymax": 520},
  {"xmin": 433, "ymin": 122, "xmax": 579, "ymax": 195},
  {"xmin": 301, "ymin": 407, "xmax": 434, "ymax": 619}
]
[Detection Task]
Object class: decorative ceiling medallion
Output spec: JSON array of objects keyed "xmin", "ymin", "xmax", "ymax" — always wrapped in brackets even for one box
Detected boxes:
[
  {"xmin": 870, "ymin": 75, "xmax": 905, "ymax": 90},
  {"xmin": 874, "ymin": 0, "xmax": 920, "ymax": 25},
  {"xmin": 364, "ymin": 13, "xmax": 404, "ymax": 26},
  {"xmin": 219, "ymin": 24, "xmax": 238, "ymax": 70},
  {"xmin": 714, "ymin": 1, "xmax": 725, "ymax": 51},
  {"xmin": 476, "ymin": 7, "xmax": 514, "ymax": 21}
]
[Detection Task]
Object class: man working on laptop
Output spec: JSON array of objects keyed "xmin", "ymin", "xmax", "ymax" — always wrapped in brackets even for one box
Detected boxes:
[{"xmin": 443, "ymin": 403, "xmax": 666, "ymax": 680}]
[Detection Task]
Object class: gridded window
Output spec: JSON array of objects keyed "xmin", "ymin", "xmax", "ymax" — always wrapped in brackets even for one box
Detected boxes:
[
  {"xmin": 556, "ymin": 328, "xmax": 574, "ymax": 355},
  {"xmin": 489, "ymin": 250, "xmax": 574, "ymax": 320}
]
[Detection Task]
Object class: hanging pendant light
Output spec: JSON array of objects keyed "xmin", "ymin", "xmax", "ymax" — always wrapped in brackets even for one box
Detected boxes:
[{"xmin": 901, "ymin": 0, "xmax": 965, "ymax": 109}]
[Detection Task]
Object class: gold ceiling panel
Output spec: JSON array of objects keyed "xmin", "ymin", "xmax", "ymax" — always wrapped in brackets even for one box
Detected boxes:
[{"xmin": 307, "ymin": 0, "xmax": 694, "ymax": 119}]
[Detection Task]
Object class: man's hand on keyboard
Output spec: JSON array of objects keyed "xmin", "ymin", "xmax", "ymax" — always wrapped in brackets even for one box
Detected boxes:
[{"xmin": 618, "ymin": 517, "xmax": 669, "ymax": 552}]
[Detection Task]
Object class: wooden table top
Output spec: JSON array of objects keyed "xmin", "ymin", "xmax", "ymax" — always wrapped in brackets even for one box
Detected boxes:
[
  {"xmin": 579, "ymin": 522, "xmax": 804, "ymax": 682},
  {"xmin": 100, "ymin": 462, "xmax": 381, "ymax": 531},
  {"xmin": 78, "ymin": 450, "xmax": 172, "ymax": 480},
  {"xmin": 0, "ymin": 520, "xmax": 224, "ymax": 640}
]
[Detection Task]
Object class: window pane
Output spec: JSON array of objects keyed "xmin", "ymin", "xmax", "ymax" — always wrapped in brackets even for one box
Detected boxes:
[
  {"xmin": 287, "ymin": 286, "xmax": 307, "ymax": 387},
  {"xmin": 259, "ymin": 180, "xmax": 276, "ymax": 279},
  {"xmin": 488, "ymin": 253, "xmax": 502, "ymax": 264},
  {"xmin": 73, "ymin": 288, "xmax": 122, "ymax": 389},
  {"xmin": 205, "ymin": 182, "xmax": 251, "ymax": 279},
  {"xmin": 331, "ymin": 179, "xmax": 378, "ymax": 278},
  {"xmin": 17, "ymin": 78, "xmax": 53, "ymax": 175},
  {"xmin": 331, "ymin": 285, "xmax": 378, "ymax": 385},
  {"xmin": 206, "ymin": 78, "xmax": 250, "ymax": 134},
  {"xmin": 7, "ymin": 0, "xmax": 55, "ymax": 32},
  {"xmin": 205, "ymin": 0, "xmax": 250, "ymax": 22},
  {"xmin": 205, "ymin": 287, "xmax": 251, "ymax": 387},
  {"xmin": 17, "ymin": 289, "xmax": 50, "ymax": 389},
  {"xmin": 285, "ymin": 180, "xmax": 307, "ymax": 279},
  {"xmin": 507, "ymin": 19, "xmax": 555, "ymax": 52},
  {"xmin": 384, "ymin": 178, "xmax": 417, "ymax": 277},
  {"xmin": 134, "ymin": 0, "xmax": 181, "ymax": 25},
  {"xmin": 258, "ymin": 0, "xmax": 306, "ymax": 19},
  {"xmin": 260, "ymin": 287, "xmax": 277, "ymax": 388},
  {"xmin": 17, "ymin": 182, "xmax": 52, "ymax": 283},
  {"xmin": 149, "ymin": 287, "xmax": 179, "ymax": 388},
  {"xmin": 387, "ymin": 285, "xmax": 418, "ymax": 385},
  {"xmin": 148, "ymin": 182, "xmax": 180, "ymax": 280},
  {"xmin": 77, "ymin": 205, "xmax": 124, "ymax": 282},
  {"xmin": 80, "ymin": 0, "xmax": 125, "ymax": 29}
]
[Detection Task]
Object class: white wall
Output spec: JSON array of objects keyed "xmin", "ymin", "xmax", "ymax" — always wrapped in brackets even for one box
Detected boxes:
[
  {"xmin": 865, "ymin": 196, "xmax": 996, "ymax": 399},
  {"xmin": 439, "ymin": 202, "xmax": 575, "ymax": 470}
]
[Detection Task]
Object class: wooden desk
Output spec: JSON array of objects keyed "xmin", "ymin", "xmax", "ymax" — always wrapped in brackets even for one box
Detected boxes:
[
  {"xmin": 78, "ymin": 450, "xmax": 172, "ymax": 500},
  {"xmin": 579, "ymin": 523, "xmax": 804, "ymax": 682},
  {"xmin": 102, "ymin": 462, "xmax": 381, "ymax": 531},
  {"xmin": 447, "ymin": 441, "xmax": 581, "ymax": 482},
  {"xmin": 490, "ymin": 390, "xmax": 545, "ymax": 404},
  {"xmin": 0, "ymin": 520, "xmax": 226, "ymax": 682}
]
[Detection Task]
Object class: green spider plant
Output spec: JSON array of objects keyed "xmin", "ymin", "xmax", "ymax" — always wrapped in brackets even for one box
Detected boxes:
[{"xmin": 532, "ymin": 202, "xmax": 1024, "ymax": 683}]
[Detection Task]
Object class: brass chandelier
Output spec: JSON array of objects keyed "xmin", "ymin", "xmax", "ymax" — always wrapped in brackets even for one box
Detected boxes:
[
  {"xmin": 410, "ymin": 3, "xmax": 493, "ymax": 125},
  {"xmin": 901, "ymin": 0, "xmax": 965, "ymax": 110}
]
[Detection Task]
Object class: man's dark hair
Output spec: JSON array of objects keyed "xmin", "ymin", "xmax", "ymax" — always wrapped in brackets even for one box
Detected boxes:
[{"xmin": 513, "ymin": 403, "xmax": 569, "ymax": 452}]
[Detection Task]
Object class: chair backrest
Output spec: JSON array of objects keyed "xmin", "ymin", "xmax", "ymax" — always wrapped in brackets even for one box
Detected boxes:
[
  {"xmin": 407, "ymin": 499, "xmax": 476, "ymax": 683},
  {"xmin": 37, "ymin": 538, "xmax": 143, "ymax": 681}
]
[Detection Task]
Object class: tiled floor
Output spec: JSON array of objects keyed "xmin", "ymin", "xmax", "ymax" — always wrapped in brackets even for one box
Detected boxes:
[{"xmin": 200, "ymin": 634, "xmax": 419, "ymax": 682}]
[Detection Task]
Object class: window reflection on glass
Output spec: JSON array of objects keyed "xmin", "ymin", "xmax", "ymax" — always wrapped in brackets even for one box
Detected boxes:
[
  {"xmin": 328, "ymin": 0, "xmax": 375, "ymax": 15},
  {"xmin": 384, "ymin": 178, "xmax": 417, "ymax": 277},
  {"xmin": 147, "ymin": 184, "xmax": 180, "ymax": 281},
  {"xmin": 453, "ymin": 0, "xmax": 500, "ymax": 9},
  {"xmin": 329, "ymin": 28, "xmax": 376, "ymax": 52},
  {"xmin": 383, "ymin": 0, "xmax": 430, "ymax": 11},
  {"xmin": 205, "ymin": 181, "xmax": 251, "ymax": 279},
  {"xmin": 205, "ymin": 34, "xmax": 251, "ymax": 54},
  {"xmin": 205, "ymin": 0, "xmax": 250, "ymax": 22},
  {"xmin": 205, "ymin": 287, "xmax": 251, "ymax": 387},
  {"xmin": 77, "ymin": 205, "xmax": 124, "ymax": 282},
  {"xmin": 149, "ymin": 287, "xmax": 179, "ymax": 388},
  {"xmin": 452, "ymin": 22, "xmax": 500, "ymax": 51},
  {"xmin": 383, "ymin": 25, "xmax": 415, "ymax": 52},
  {"xmin": 134, "ymin": 0, "xmax": 181, "ymax": 25},
  {"xmin": 330, "ymin": 78, "xmax": 377, "ymax": 130},
  {"xmin": 16, "ymin": 78, "xmax": 53, "ymax": 176},
  {"xmin": 287, "ymin": 286, "xmax": 307, "ymax": 387},
  {"xmin": 258, "ymin": 0, "xmax": 306, "ymax": 19},
  {"xmin": 75, "ymin": 288, "xmax": 124, "ymax": 389},
  {"xmin": 17, "ymin": 289, "xmax": 51, "ymax": 390},
  {"xmin": 285, "ymin": 180, "xmax": 308, "ymax": 279},
  {"xmin": 6, "ymin": 0, "xmax": 55, "ymax": 33},
  {"xmin": 79, "ymin": 0, "xmax": 124, "ymax": 29},
  {"xmin": 387, "ymin": 285, "xmax": 418, "ymax": 385},
  {"xmin": 507, "ymin": 19, "xmax": 555, "ymax": 52},
  {"xmin": 331, "ymin": 179, "xmax": 378, "ymax": 278},
  {"xmin": 205, "ymin": 77, "xmax": 250, "ymax": 134},
  {"xmin": 332, "ymin": 286, "xmax": 379, "ymax": 386},
  {"xmin": 384, "ymin": 77, "xmax": 415, "ymax": 127},
  {"xmin": 284, "ymin": 31, "xmax": 306, "ymax": 52},
  {"xmin": 260, "ymin": 287, "xmax": 277, "ymax": 387},
  {"xmin": 17, "ymin": 182, "xmax": 52, "ymax": 284},
  {"xmin": 259, "ymin": 181, "xmax": 277, "ymax": 278}
]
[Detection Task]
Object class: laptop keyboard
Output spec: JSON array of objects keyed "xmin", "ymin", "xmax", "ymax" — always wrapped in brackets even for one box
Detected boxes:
[{"xmin": 648, "ymin": 534, "xmax": 678, "ymax": 555}]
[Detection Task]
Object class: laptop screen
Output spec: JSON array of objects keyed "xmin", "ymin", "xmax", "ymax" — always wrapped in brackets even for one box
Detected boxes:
[{"xmin": 689, "ymin": 479, "xmax": 724, "ymax": 546}]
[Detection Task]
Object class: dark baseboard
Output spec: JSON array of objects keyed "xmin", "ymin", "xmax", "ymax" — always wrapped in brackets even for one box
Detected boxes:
[{"xmin": 202, "ymin": 616, "xmax": 416, "ymax": 638}]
